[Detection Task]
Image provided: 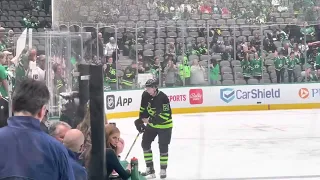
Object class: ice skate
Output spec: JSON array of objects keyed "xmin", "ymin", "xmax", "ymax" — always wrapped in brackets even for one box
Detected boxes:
[
  {"xmin": 160, "ymin": 169, "xmax": 166, "ymax": 179},
  {"xmin": 141, "ymin": 167, "xmax": 156, "ymax": 179}
]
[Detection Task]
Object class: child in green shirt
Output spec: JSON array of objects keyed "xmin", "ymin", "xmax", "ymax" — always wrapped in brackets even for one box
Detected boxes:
[
  {"xmin": 274, "ymin": 51, "xmax": 286, "ymax": 83},
  {"xmin": 287, "ymin": 52, "xmax": 300, "ymax": 83},
  {"xmin": 251, "ymin": 53, "xmax": 263, "ymax": 79},
  {"xmin": 241, "ymin": 58, "xmax": 252, "ymax": 79}
]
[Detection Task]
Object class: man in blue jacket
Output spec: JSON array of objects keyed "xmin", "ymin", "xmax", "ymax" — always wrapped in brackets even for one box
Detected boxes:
[{"xmin": 0, "ymin": 79, "xmax": 75, "ymax": 180}]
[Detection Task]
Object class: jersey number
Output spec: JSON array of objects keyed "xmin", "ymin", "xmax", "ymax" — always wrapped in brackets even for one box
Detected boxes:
[{"xmin": 33, "ymin": 74, "xmax": 39, "ymax": 80}]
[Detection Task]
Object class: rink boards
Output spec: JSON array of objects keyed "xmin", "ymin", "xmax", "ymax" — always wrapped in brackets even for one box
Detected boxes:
[{"xmin": 104, "ymin": 83, "xmax": 320, "ymax": 119}]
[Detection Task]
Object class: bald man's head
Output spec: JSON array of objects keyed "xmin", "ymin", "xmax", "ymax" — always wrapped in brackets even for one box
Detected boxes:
[{"xmin": 63, "ymin": 129, "xmax": 85, "ymax": 153}]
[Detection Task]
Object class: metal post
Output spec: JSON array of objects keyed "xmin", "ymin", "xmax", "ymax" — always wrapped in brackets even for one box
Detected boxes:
[
  {"xmin": 182, "ymin": 25, "xmax": 186, "ymax": 86},
  {"xmin": 260, "ymin": 24, "xmax": 264, "ymax": 84},
  {"xmin": 96, "ymin": 24, "xmax": 99, "ymax": 62},
  {"xmin": 207, "ymin": 24, "xmax": 211, "ymax": 85},
  {"xmin": 135, "ymin": 24, "xmax": 139, "ymax": 88},
  {"xmin": 66, "ymin": 32, "xmax": 72, "ymax": 91},
  {"xmin": 114, "ymin": 25, "xmax": 119, "ymax": 90}
]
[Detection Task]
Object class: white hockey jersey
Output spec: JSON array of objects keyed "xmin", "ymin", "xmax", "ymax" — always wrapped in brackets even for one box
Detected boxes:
[{"xmin": 27, "ymin": 62, "xmax": 45, "ymax": 81}]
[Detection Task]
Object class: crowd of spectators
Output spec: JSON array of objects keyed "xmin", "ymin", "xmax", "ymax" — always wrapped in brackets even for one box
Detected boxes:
[{"xmin": 94, "ymin": 0, "xmax": 320, "ymax": 89}]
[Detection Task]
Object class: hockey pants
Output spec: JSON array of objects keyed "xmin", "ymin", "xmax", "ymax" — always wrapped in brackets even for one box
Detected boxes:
[{"xmin": 141, "ymin": 126, "xmax": 172, "ymax": 170}]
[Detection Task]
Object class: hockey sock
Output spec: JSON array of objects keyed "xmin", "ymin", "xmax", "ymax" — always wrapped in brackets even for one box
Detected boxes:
[
  {"xmin": 143, "ymin": 149, "xmax": 154, "ymax": 168},
  {"xmin": 160, "ymin": 152, "xmax": 168, "ymax": 169}
]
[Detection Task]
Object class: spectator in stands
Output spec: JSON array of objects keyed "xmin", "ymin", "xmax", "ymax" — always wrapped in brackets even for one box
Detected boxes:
[
  {"xmin": 164, "ymin": 59, "xmax": 178, "ymax": 87},
  {"xmin": 6, "ymin": 30, "xmax": 14, "ymax": 52},
  {"xmin": 167, "ymin": 42, "xmax": 176, "ymax": 58},
  {"xmin": 49, "ymin": 121, "xmax": 72, "ymax": 142},
  {"xmin": 301, "ymin": 66, "xmax": 318, "ymax": 82},
  {"xmin": 307, "ymin": 47, "xmax": 318, "ymax": 67},
  {"xmin": 53, "ymin": 63, "xmax": 66, "ymax": 94},
  {"xmin": 199, "ymin": 1, "xmax": 212, "ymax": 14},
  {"xmin": 105, "ymin": 37, "xmax": 119, "ymax": 61},
  {"xmin": 186, "ymin": 43, "xmax": 197, "ymax": 56},
  {"xmin": 237, "ymin": 45, "xmax": 245, "ymax": 61},
  {"xmin": 246, "ymin": 42, "xmax": 257, "ymax": 54},
  {"xmin": 221, "ymin": 46, "xmax": 232, "ymax": 61},
  {"xmin": 0, "ymin": 52, "xmax": 9, "ymax": 128},
  {"xmin": 105, "ymin": 57, "xmax": 118, "ymax": 90},
  {"xmin": 176, "ymin": 42, "xmax": 184, "ymax": 56},
  {"xmin": 264, "ymin": 33, "xmax": 277, "ymax": 52},
  {"xmin": 314, "ymin": 47, "xmax": 320, "ymax": 77},
  {"xmin": 4, "ymin": 50, "xmax": 13, "ymax": 66},
  {"xmin": 209, "ymin": 58, "xmax": 220, "ymax": 85},
  {"xmin": 151, "ymin": 57, "xmax": 162, "ymax": 79},
  {"xmin": 27, "ymin": 49, "xmax": 45, "ymax": 81},
  {"xmin": 0, "ymin": 27, "xmax": 7, "ymax": 52},
  {"xmin": 122, "ymin": 61, "xmax": 137, "ymax": 89},
  {"xmin": 212, "ymin": 2, "xmax": 221, "ymax": 14},
  {"xmin": 38, "ymin": 54, "xmax": 46, "ymax": 70},
  {"xmin": 241, "ymin": 54, "xmax": 252, "ymax": 82},
  {"xmin": 0, "ymin": 79, "xmax": 75, "ymax": 180},
  {"xmin": 138, "ymin": 55, "xmax": 151, "ymax": 73},
  {"xmin": 77, "ymin": 105, "xmax": 92, "ymax": 168},
  {"xmin": 287, "ymin": 51, "xmax": 300, "ymax": 83},
  {"xmin": 178, "ymin": 57, "xmax": 191, "ymax": 85},
  {"xmin": 293, "ymin": 43, "xmax": 302, "ymax": 59},
  {"xmin": 63, "ymin": 129, "xmax": 88, "ymax": 180},
  {"xmin": 282, "ymin": 43, "xmax": 291, "ymax": 56},
  {"xmin": 92, "ymin": 33, "xmax": 104, "ymax": 60},
  {"xmin": 190, "ymin": 59, "xmax": 205, "ymax": 85},
  {"xmin": 274, "ymin": 50, "xmax": 286, "ymax": 83},
  {"xmin": 251, "ymin": 52, "xmax": 263, "ymax": 81},
  {"xmin": 198, "ymin": 39, "xmax": 208, "ymax": 55},
  {"xmin": 251, "ymin": 33, "xmax": 261, "ymax": 50},
  {"xmin": 147, "ymin": 0, "xmax": 157, "ymax": 10},
  {"xmin": 22, "ymin": 14, "xmax": 39, "ymax": 28}
]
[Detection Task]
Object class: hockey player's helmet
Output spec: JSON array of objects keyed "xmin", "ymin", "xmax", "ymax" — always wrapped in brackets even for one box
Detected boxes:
[{"xmin": 145, "ymin": 78, "xmax": 158, "ymax": 88}]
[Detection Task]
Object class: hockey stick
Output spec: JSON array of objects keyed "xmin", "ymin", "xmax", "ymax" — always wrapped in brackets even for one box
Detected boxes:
[{"xmin": 125, "ymin": 132, "xmax": 141, "ymax": 160}]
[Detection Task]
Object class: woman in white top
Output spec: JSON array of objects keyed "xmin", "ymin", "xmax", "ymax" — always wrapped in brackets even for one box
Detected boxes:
[{"xmin": 190, "ymin": 59, "xmax": 205, "ymax": 85}]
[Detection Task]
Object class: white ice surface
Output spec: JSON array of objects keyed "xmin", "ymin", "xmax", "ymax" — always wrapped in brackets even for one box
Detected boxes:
[{"xmin": 113, "ymin": 109, "xmax": 320, "ymax": 180}]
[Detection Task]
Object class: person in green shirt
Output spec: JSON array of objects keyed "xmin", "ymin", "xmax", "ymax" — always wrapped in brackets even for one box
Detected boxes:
[
  {"xmin": 251, "ymin": 53, "xmax": 263, "ymax": 80},
  {"xmin": 241, "ymin": 56, "xmax": 252, "ymax": 81},
  {"xmin": 178, "ymin": 57, "xmax": 191, "ymax": 86},
  {"xmin": 121, "ymin": 61, "xmax": 137, "ymax": 89},
  {"xmin": 0, "ymin": 52, "xmax": 9, "ymax": 127},
  {"xmin": 274, "ymin": 51, "xmax": 286, "ymax": 83},
  {"xmin": 105, "ymin": 57, "xmax": 118, "ymax": 90},
  {"xmin": 302, "ymin": 66, "xmax": 318, "ymax": 82},
  {"xmin": 287, "ymin": 52, "xmax": 300, "ymax": 83},
  {"xmin": 209, "ymin": 58, "xmax": 220, "ymax": 85},
  {"xmin": 0, "ymin": 52, "xmax": 8, "ymax": 98},
  {"xmin": 313, "ymin": 47, "xmax": 320, "ymax": 77},
  {"xmin": 307, "ymin": 48, "xmax": 318, "ymax": 69},
  {"xmin": 309, "ymin": 70, "xmax": 318, "ymax": 82}
]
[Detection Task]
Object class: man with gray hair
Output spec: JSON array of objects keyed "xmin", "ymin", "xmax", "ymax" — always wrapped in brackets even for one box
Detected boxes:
[{"xmin": 49, "ymin": 121, "xmax": 71, "ymax": 142}]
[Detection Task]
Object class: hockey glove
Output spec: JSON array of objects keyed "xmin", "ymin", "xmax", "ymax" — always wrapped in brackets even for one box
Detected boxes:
[{"xmin": 134, "ymin": 119, "xmax": 146, "ymax": 133}]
